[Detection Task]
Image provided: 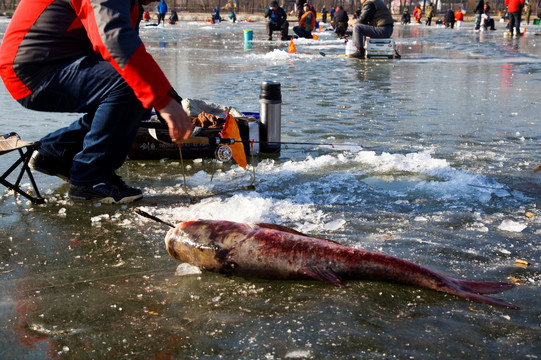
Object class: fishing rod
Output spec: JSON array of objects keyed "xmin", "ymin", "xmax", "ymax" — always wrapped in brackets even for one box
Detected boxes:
[
  {"xmin": 134, "ymin": 208, "xmax": 174, "ymax": 228},
  {"xmin": 143, "ymin": 121, "xmax": 364, "ymax": 149},
  {"xmin": 180, "ymin": 136, "xmax": 363, "ymax": 149}
]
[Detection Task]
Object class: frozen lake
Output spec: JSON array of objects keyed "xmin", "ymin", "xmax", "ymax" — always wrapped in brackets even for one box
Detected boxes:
[{"xmin": 1, "ymin": 17, "xmax": 540, "ymax": 359}]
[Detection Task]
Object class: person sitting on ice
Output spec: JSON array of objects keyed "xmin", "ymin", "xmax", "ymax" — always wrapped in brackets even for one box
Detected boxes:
[
  {"xmin": 143, "ymin": 10, "xmax": 151, "ymax": 22},
  {"xmin": 212, "ymin": 6, "xmax": 222, "ymax": 23},
  {"xmin": 169, "ymin": 10, "xmax": 179, "ymax": 24},
  {"xmin": 333, "ymin": 6, "xmax": 349, "ymax": 38},
  {"xmin": 482, "ymin": 3, "xmax": 496, "ymax": 30},
  {"xmin": 293, "ymin": 3, "xmax": 316, "ymax": 39},
  {"xmin": 264, "ymin": 1, "xmax": 290, "ymax": 41},
  {"xmin": 401, "ymin": 9, "xmax": 411, "ymax": 24},
  {"xmin": 348, "ymin": 0, "xmax": 394, "ymax": 59}
]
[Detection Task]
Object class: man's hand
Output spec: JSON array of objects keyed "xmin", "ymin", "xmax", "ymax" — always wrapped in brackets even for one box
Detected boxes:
[{"xmin": 157, "ymin": 99, "xmax": 193, "ymax": 144}]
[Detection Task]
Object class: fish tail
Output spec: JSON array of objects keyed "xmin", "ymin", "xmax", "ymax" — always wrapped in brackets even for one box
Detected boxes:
[
  {"xmin": 442, "ymin": 277, "xmax": 519, "ymax": 309},
  {"xmin": 450, "ymin": 289, "xmax": 520, "ymax": 309},
  {"xmin": 452, "ymin": 279, "xmax": 516, "ymax": 294}
]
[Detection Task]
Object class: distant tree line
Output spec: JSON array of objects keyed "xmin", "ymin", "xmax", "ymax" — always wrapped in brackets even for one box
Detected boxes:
[
  {"xmin": 2, "ymin": 0, "xmax": 537, "ymax": 19},
  {"xmin": 0, "ymin": 0, "xmax": 17, "ymax": 11},
  {"xmin": 162, "ymin": 0, "xmax": 531, "ymax": 15}
]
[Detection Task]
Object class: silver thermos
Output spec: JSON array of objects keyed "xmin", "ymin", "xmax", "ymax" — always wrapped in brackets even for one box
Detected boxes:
[{"xmin": 259, "ymin": 81, "xmax": 281, "ymax": 154}]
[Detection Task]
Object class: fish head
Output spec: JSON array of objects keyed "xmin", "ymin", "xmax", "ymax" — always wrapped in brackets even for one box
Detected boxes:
[{"xmin": 164, "ymin": 220, "xmax": 254, "ymax": 271}]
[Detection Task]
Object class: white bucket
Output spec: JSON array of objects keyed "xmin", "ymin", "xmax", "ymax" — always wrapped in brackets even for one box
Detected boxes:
[{"xmin": 345, "ymin": 40, "xmax": 355, "ymax": 56}]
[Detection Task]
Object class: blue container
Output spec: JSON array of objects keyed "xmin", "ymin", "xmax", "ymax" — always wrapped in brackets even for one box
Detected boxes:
[{"xmin": 243, "ymin": 29, "xmax": 253, "ymax": 41}]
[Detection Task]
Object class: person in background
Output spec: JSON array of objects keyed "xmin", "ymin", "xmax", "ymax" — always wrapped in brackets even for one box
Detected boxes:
[
  {"xmin": 474, "ymin": 0, "xmax": 484, "ymax": 31},
  {"xmin": 444, "ymin": 9, "xmax": 456, "ymax": 28},
  {"xmin": 307, "ymin": 3, "xmax": 317, "ymax": 15},
  {"xmin": 348, "ymin": 0, "xmax": 394, "ymax": 59},
  {"xmin": 169, "ymin": 10, "xmax": 178, "ymax": 24},
  {"xmin": 329, "ymin": 6, "xmax": 336, "ymax": 26},
  {"xmin": 230, "ymin": 9, "xmax": 237, "ymax": 23},
  {"xmin": 413, "ymin": 5, "xmax": 422, "ymax": 23},
  {"xmin": 353, "ymin": 6, "xmax": 362, "ymax": 19},
  {"xmin": 454, "ymin": 8, "xmax": 464, "ymax": 28},
  {"xmin": 157, "ymin": 0, "xmax": 168, "ymax": 26},
  {"xmin": 425, "ymin": 2, "xmax": 435, "ymax": 26},
  {"xmin": 264, "ymin": 1, "xmax": 290, "ymax": 41},
  {"xmin": 294, "ymin": 0, "xmax": 304, "ymax": 20},
  {"xmin": 333, "ymin": 5, "xmax": 349, "ymax": 38},
  {"xmin": 482, "ymin": 3, "xmax": 496, "ymax": 30},
  {"xmin": 294, "ymin": 3, "xmax": 316, "ymax": 38},
  {"xmin": 143, "ymin": 10, "xmax": 151, "ymax": 21},
  {"xmin": 212, "ymin": 6, "xmax": 222, "ymax": 23},
  {"xmin": 322, "ymin": 6, "xmax": 328, "ymax": 23},
  {"xmin": 0, "ymin": 0, "xmax": 193, "ymax": 204},
  {"xmin": 401, "ymin": 8, "xmax": 411, "ymax": 24},
  {"xmin": 524, "ymin": 0, "xmax": 531, "ymax": 24},
  {"xmin": 505, "ymin": 0, "xmax": 525, "ymax": 35}
]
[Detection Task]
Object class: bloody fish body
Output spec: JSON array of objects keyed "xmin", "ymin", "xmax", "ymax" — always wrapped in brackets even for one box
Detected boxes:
[{"xmin": 165, "ymin": 220, "xmax": 518, "ymax": 309}]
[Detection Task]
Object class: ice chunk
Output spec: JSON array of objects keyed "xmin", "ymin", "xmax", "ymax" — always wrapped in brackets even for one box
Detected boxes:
[
  {"xmin": 175, "ymin": 263, "xmax": 202, "ymax": 276},
  {"xmin": 498, "ymin": 220, "xmax": 527, "ymax": 232}
]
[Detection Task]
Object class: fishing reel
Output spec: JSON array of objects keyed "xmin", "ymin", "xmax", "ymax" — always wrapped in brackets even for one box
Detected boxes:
[{"xmin": 214, "ymin": 144, "xmax": 233, "ymax": 162}]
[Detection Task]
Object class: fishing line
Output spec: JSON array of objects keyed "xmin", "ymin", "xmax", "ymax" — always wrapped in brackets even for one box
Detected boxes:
[
  {"xmin": 234, "ymin": 140, "xmax": 364, "ymax": 149},
  {"xmin": 178, "ymin": 144, "xmax": 199, "ymax": 204},
  {"xmin": 246, "ymin": 140, "xmax": 256, "ymax": 189}
]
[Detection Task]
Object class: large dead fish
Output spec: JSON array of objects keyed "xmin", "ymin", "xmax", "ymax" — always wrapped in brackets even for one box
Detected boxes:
[{"xmin": 165, "ymin": 220, "xmax": 518, "ymax": 309}]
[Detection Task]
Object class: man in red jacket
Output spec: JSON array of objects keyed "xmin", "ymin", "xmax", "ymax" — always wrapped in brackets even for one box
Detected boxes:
[
  {"xmin": 505, "ymin": 0, "xmax": 525, "ymax": 35},
  {"xmin": 0, "ymin": 0, "xmax": 193, "ymax": 204}
]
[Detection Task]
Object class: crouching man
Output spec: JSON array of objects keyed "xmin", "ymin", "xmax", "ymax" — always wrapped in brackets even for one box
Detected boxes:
[
  {"xmin": 264, "ymin": 1, "xmax": 290, "ymax": 41},
  {"xmin": 0, "ymin": 0, "xmax": 193, "ymax": 204}
]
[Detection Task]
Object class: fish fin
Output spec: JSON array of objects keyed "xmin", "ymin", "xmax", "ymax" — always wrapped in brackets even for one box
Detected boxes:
[
  {"xmin": 255, "ymin": 223, "xmax": 342, "ymax": 245},
  {"xmin": 301, "ymin": 267, "xmax": 346, "ymax": 288},
  {"xmin": 255, "ymin": 223, "xmax": 311, "ymax": 237}
]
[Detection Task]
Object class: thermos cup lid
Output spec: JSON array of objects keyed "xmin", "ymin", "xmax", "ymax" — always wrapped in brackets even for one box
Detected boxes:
[{"xmin": 259, "ymin": 81, "xmax": 281, "ymax": 101}]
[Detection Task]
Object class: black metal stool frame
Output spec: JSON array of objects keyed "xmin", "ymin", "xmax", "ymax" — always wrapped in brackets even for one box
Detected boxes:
[{"xmin": 0, "ymin": 132, "xmax": 45, "ymax": 204}]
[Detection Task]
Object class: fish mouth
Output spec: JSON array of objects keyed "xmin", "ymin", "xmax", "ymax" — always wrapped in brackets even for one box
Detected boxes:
[
  {"xmin": 165, "ymin": 225, "xmax": 223, "ymax": 270},
  {"xmin": 168, "ymin": 227, "xmax": 216, "ymax": 251}
]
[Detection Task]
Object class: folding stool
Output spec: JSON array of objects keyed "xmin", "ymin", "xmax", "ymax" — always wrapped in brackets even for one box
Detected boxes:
[{"xmin": 0, "ymin": 132, "xmax": 45, "ymax": 204}]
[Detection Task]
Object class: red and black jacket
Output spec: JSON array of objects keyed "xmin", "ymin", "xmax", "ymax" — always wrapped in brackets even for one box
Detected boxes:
[{"xmin": 0, "ymin": 0, "xmax": 174, "ymax": 110}]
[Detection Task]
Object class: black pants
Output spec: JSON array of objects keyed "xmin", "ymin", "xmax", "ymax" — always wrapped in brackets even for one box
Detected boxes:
[
  {"xmin": 157, "ymin": 13, "xmax": 166, "ymax": 25},
  {"xmin": 508, "ymin": 12, "xmax": 521, "ymax": 34},
  {"xmin": 335, "ymin": 22, "xmax": 347, "ymax": 37},
  {"xmin": 267, "ymin": 22, "xmax": 289, "ymax": 39}
]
